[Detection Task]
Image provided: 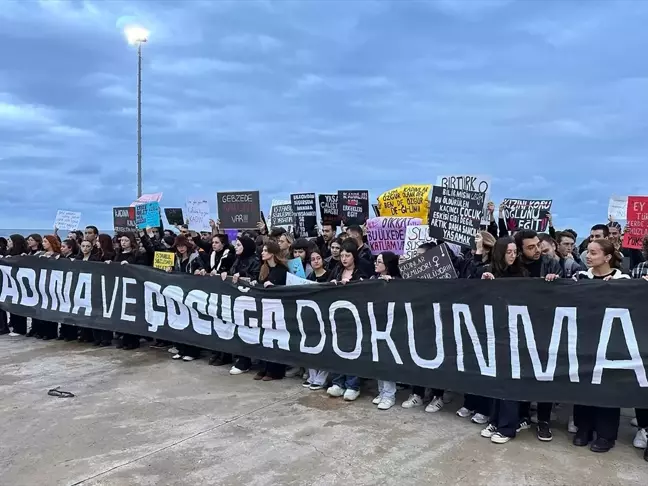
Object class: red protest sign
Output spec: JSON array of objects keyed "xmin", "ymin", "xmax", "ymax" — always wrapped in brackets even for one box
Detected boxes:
[{"xmin": 622, "ymin": 196, "xmax": 648, "ymax": 249}]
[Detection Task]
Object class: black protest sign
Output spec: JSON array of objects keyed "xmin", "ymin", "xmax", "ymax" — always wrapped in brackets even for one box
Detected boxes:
[
  {"xmin": 164, "ymin": 208, "xmax": 184, "ymax": 226},
  {"xmin": 372, "ymin": 203, "xmax": 380, "ymax": 217},
  {"xmin": 319, "ymin": 194, "xmax": 340, "ymax": 225},
  {"xmin": 113, "ymin": 206, "xmax": 136, "ymax": 233},
  {"xmin": 399, "ymin": 243, "xmax": 457, "ymax": 280},
  {"xmin": 503, "ymin": 199, "xmax": 552, "ymax": 232},
  {"xmin": 217, "ymin": 191, "xmax": 261, "ymax": 230},
  {"xmin": 270, "ymin": 203, "xmax": 293, "ymax": 227},
  {"xmin": 429, "ymin": 187, "xmax": 484, "ymax": 247},
  {"xmin": 3, "ymin": 256, "xmax": 648, "ymax": 408},
  {"xmin": 338, "ymin": 190, "xmax": 369, "ymax": 225},
  {"xmin": 291, "ymin": 193, "xmax": 317, "ymax": 237}
]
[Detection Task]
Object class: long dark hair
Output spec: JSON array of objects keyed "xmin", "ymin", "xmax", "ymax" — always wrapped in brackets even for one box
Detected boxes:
[
  {"xmin": 62, "ymin": 238, "xmax": 79, "ymax": 256},
  {"xmin": 259, "ymin": 241, "xmax": 287, "ymax": 282},
  {"xmin": 9, "ymin": 234, "xmax": 28, "ymax": 256},
  {"xmin": 590, "ymin": 238, "xmax": 623, "ymax": 270},
  {"xmin": 490, "ymin": 237, "xmax": 527, "ymax": 278},
  {"xmin": 378, "ymin": 251, "xmax": 401, "ymax": 278},
  {"xmin": 27, "ymin": 233, "xmax": 43, "ymax": 252},
  {"xmin": 97, "ymin": 234, "xmax": 115, "ymax": 260}
]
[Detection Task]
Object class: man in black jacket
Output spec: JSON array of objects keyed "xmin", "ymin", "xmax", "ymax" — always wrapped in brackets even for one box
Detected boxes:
[
  {"xmin": 315, "ymin": 222, "xmax": 336, "ymax": 259},
  {"xmin": 346, "ymin": 224, "xmax": 374, "ymax": 276}
]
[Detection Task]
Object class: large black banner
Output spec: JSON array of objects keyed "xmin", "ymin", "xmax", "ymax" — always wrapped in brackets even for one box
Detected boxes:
[{"xmin": 1, "ymin": 257, "xmax": 648, "ymax": 407}]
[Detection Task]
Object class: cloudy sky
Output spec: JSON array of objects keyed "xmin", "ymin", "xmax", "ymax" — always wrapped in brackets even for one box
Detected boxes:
[{"xmin": 1, "ymin": 0, "xmax": 647, "ymax": 235}]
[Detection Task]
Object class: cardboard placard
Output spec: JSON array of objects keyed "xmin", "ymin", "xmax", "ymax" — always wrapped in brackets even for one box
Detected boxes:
[
  {"xmin": 623, "ymin": 196, "xmax": 648, "ymax": 250},
  {"xmin": 502, "ymin": 199, "xmax": 552, "ymax": 232},
  {"xmin": 270, "ymin": 200, "xmax": 294, "ymax": 228},
  {"xmin": 403, "ymin": 225, "xmax": 435, "ymax": 260},
  {"xmin": 338, "ymin": 190, "xmax": 369, "ymax": 225},
  {"xmin": 365, "ymin": 217, "xmax": 422, "ymax": 255},
  {"xmin": 131, "ymin": 192, "xmax": 163, "ymax": 207},
  {"xmin": 135, "ymin": 202, "xmax": 160, "ymax": 230},
  {"xmin": 377, "ymin": 185, "xmax": 432, "ymax": 220},
  {"xmin": 286, "ymin": 273, "xmax": 316, "ymax": 286},
  {"xmin": 287, "ymin": 257, "xmax": 306, "ymax": 278},
  {"xmin": 399, "ymin": 243, "xmax": 457, "ymax": 280},
  {"xmin": 319, "ymin": 194, "xmax": 340, "ymax": 225},
  {"xmin": 291, "ymin": 193, "xmax": 317, "ymax": 237},
  {"xmin": 153, "ymin": 251, "xmax": 175, "ymax": 270},
  {"xmin": 372, "ymin": 204, "xmax": 380, "ymax": 217},
  {"xmin": 436, "ymin": 175, "xmax": 491, "ymax": 225},
  {"xmin": 429, "ymin": 186, "xmax": 485, "ymax": 247},
  {"xmin": 54, "ymin": 210, "xmax": 81, "ymax": 231},
  {"xmin": 164, "ymin": 208, "xmax": 184, "ymax": 226},
  {"xmin": 608, "ymin": 196, "xmax": 628, "ymax": 221},
  {"xmin": 217, "ymin": 191, "xmax": 260, "ymax": 230},
  {"xmin": 113, "ymin": 207, "xmax": 137, "ymax": 233},
  {"xmin": 186, "ymin": 198, "xmax": 211, "ymax": 232}
]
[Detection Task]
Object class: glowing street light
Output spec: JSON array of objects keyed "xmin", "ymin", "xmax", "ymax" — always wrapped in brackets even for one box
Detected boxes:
[{"xmin": 124, "ymin": 26, "xmax": 149, "ymax": 198}]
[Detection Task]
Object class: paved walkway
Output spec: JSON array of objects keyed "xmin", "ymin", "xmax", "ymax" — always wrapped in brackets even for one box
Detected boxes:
[{"xmin": 0, "ymin": 336, "xmax": 645, "ymax": 485}]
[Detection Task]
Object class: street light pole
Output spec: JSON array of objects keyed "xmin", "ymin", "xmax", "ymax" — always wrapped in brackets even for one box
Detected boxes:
[
  {"xmin": 124, "ymin": 25, "xmax": 149, "ymax": 199},
  {"xmin": 137, "ymin": 41, "xmax": 143, "ymax": 198}
]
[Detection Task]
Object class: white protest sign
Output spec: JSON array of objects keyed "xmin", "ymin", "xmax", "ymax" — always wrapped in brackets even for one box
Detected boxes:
[
  {"xmin": 608, "ymin": 196, "xmax": 628, "ymax": 220},
  {"xmin": 54, "ymin": 210, "xmax": 82, "ymax": 231},
  {"xmin": 436, "ymin": 174, "xmax": 492, "ymax": 225},
  {"xmin": 131, "ymin": 192, "xmax": 164, "ymax": 207},
  {"xmin": 186, "ymin": 198, "xmax": 211, "ymax": 232},
  {"xmin": 286, "ymin": 273, "xmax": 316, "ymax": 286},
  {"xmin": 403, "ymin": 225, "xmax": 435, "ymax": 260}
]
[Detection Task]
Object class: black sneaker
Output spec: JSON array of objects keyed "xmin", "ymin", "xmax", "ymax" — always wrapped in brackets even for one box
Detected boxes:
[
  {"xmin": 590, "ymin": 437, "xmax": 615, "ymax": 453},
  {"xmin": 573, "ymin": 429, "xmax": 592, "ymax": 447},
  {"xmin": 537, "ymin": 422, "xmax": 553, "ymax": 442}
]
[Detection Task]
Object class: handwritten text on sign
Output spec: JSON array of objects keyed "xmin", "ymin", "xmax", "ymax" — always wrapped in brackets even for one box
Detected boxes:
[
  {"xmin": 399, "ymin": 243, "xmax": 457, "ymax": 279},
  {"xmin": 623, "ymin": 196, "xmax": 648, "ymax": 250},
  {"xmin": 153, "ymin": 251, "xmax": 175, "ymax": 270},
  {"xmin": 217, "ymin": 191, "xmax": 260, "ymax": 229},
  {"xmin": 403, "ymin": 225, "xmax": 435, "ymax": 260},
  {"xmin": 377, "ymin": 185, "xmax": 432, "ymax": 220},
  {"xmin": 429, "ymin": 187, "xmax": 484, "ymax": 247},
  {"xmin": 503, "ymin": 199, "xmax": 552, "ymax": 232},
  {"xmin": 186, "ymin": 198, "xmax": 211, "ymax": 232},
  {"xmin": 366, "ymin": 217, "xmax": 422, "ymax": 255},
  {"xmin": 54, "ymin": 210, "xmax": 81, "ymax": 231}
]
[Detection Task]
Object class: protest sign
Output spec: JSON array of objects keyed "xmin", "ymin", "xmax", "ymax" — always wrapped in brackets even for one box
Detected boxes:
[
  {"xmin": 270, "ymin": 200, "xmax": 293, "ymax": 229},
  {"xmin": 377, "ymin": 185, "xmax": 432, "ymax": 220},
  {"xmin": 437, "ymin": 175, "xmax": 491, "ymax": 225},
  {"xmin": 287, "ymin": 257, "xmax": 306, "ymax": 278},
  {"xmin": 153, "ymin": 252, "xmax": 175, "ymax": 270},
  {"xmin": 113, "ymin": 207, "xmax": 136, "ymax": 233},
  {"xmin": 286, "ymin": 273, "xmax": 315, "ymax": 286},
  {"xmin": 186, "ymin": 198, "xmax": 211, "ymax": 232},
  {"xmin": 164, "ymin": 208, "xmax": 184, "ymax": 226},
  {"xmin": 224, "ymin": 229, "xmax": 238, "ymax": 244},
  {"xmin": 319, "ymin": 194, "xmax": 340, "ymax": 225},
  {"xmin": 623, "ymin": 196, "xmax": 648, "ymax": 250},
  {"xmin": 291, "ymin": 193, "xmax": 317, "ymax": 237},
  {"xmin": 54, "ymin": 210, "xmax": 81, "ymax": 231},
  {"xmin": 399, "ymin": 243, "xmax": 457, "ymax": 280},
  {"xmin": 429, "ymin": 187, "xmax": 485, "ymax": 247},
  {"xmin": 365, "ymin": 217, "xmax": 422, "ymax": 255},
  {"xmin": 372, "ymin": 204, "xmax": 380, "ymax": 217},
  {"xmin": 608, "ymin": 196, "xmax": 628, "ymax": 221},
  {"xmin": 135, "ymin": 202, "xmax": 160, "ymax": 230},
  {"xmin": 217, "ymin": 191, "xmax": 260, "ymax": 230},
  {"xmin": 502, "ymin": 199, "xmax": 552, "ymax": 232},
  {"xmin": 403, "ymin": 225, "xmax": 435, "ymax": 260},
  {"xmin": 131, "ymin": 192, "xmax": 163, "ymax": 206},
  {"xmin": 338, "ymin": 190, "xmax": 369, "ymax": 225}
]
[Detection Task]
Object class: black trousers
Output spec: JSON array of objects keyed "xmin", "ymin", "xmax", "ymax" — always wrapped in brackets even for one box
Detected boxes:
[
  {"xmin": 636, "ymin": 408, "xmax": 648, "ymax": 429},
  {"xmin": 59, "ymin": 324, "xmax": 77, "ymax": 340},
  {"xmin": 573, "ymin": 405, "xmax": 620, "ymax": 441},
  {"xmin": 177, "ymin": 344, "xmax": 201, "ymax": 358},
  {"xmin": 0, "ymin": 311, "xmax": 9, "ymax": 334},
  {"xmin": 520, "ymin": 402, "xmax": 553, "ymax": 423},
  {"xmin": 38, "ymin": 320, "xmax": 58, "ymax": 339},
  {"xmin": 10, "ymin": 314, "xmax": 27, "ymax": 335},
  {"xmin": 261, "ymin": 362, "xmax": 285, "ymax": 379},
  {"xmin": 122, "ymin": 334, "xmax": 140, "ymax": 349},
  {"xmin": 464, "ymin": 394, "xmax": 492, "ymax": 415},
  {"xmin": 412, "ymin": 386, "xmax": 444, "ymax": 398},
  {"xmin": 491, "ymin": 399, "xmax": 521, "ymax": 438},
  {"xmin": 235, "ymin": 356, "xmax": 252, "ymax": 371},
  {"xmin": 93, "ymin": 329, "xmax": 113, "ymax": 345},
  {"xmin": 78, "ymin": 327, "xmax": 94, "ymax": 342}
]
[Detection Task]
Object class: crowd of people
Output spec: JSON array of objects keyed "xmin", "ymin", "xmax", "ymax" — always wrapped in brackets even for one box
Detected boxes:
[{"xmin": 1, "ymin": 202, "xmax": 648, "ymax": 462}]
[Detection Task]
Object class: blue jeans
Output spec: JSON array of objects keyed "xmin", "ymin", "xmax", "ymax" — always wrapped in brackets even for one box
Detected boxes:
[{"xmin": 332, "ymin": 374, "xmax": 360, "ymax": 391}]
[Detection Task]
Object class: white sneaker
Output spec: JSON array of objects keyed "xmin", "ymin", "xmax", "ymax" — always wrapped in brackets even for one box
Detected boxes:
[
  {"xmin": 631, "ymin": 417, "xmax": 639, "ymax": 427},
  {"xmin": 425, "ymin": 396, "xmax": 444, "ymax": 413},
  {"xmin": 8, "ymin": 332, "xmax": 20, "ymax": 337},
  {"xmin": 491, "ymin": 432, "xmax": 511, "ymax": 444},
  {"xmin": 172, "ymin": 354, "xmax": 182, "ymax": 360},
  {"xmin": 372, "ymin": 395, "xmax": 383, "ymax": 405},
  {"xmin": 633, "ymin": 428, "xmax": 648, "ymax": 449},
  {"xmin": 168, "ymin": 347, "xmax": 178, "ymax": 354},
  {"xmin": 343, "ymin": 389, "xmax": 360, "ymax": 401},
  {"xmin": 402, "ymin": 394, "xmax": 424, "ymax": 409},
  {"xmin": 481, "ymin": 424, "xmax": 497, "ymax": 438},
  {"xmin": 229, "ymin": 366, "xmax": 248, "ymax": 375},
  {"xmin": 442, "ymin": 391, "xmax": 453, "ymax": 404},
  {"xmin": 377, "ymin": 397, "xmax": 396, "ymax": 410},
  {"xmin": 327, "ymin": 385, "xmax": 345, "ymax": 397},
  {"xmin": 182, "ymin": 356, "xmax": 195, "ymax": 362},
  {"xmin": 456, "ymin": 406, "xmax": 474, "ymax": 418},
  {"xmin": 285, "ymin": 366, "xmax": 301, "ymax": 378},
  {"xmin": 568, "ymin": 416, "xmax": 578, "ymax": 434},
  {"xmin": 517, "ymin": 420, "xmax": 531, "ymax": 432},
  {"xmin": 471, "ymin": 413, "xmax": 489, "ymax": 425}
]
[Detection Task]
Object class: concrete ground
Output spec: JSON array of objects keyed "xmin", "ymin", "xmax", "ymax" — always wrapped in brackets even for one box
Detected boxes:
[{"xmin": 0, "ymin": 336, "xmax": 646, "ymax": 486}]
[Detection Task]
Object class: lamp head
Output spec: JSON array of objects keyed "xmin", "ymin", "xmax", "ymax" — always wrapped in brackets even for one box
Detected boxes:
[{"xmin": 125, "ymin": 26, "xmax": 149, "ymax": 45}]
